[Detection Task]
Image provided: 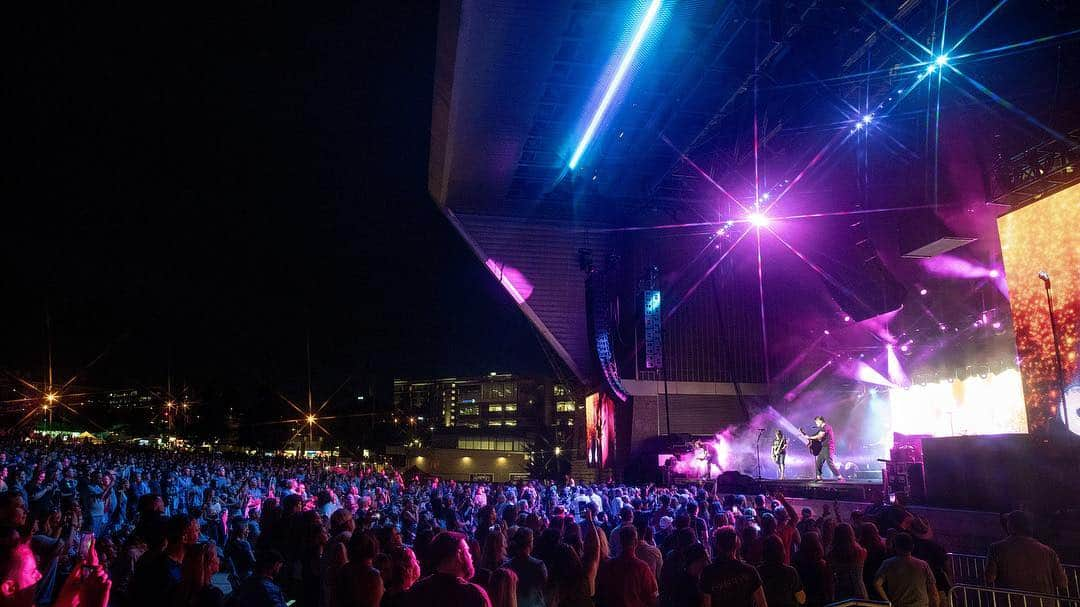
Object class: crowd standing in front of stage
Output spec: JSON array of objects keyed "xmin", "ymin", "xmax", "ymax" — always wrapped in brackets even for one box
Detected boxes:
[{"xmin": 0, "ymin": 437, "xmax": 1069, "ymax": 607}]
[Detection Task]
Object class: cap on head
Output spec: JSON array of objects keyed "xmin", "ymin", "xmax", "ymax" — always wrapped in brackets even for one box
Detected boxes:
[{"xmin": 1006, "ymin": 510, "xmax": 1032, "ymax": 536}]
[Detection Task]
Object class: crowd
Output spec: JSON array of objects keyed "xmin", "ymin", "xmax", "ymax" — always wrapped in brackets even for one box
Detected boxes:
[{"xmin": 0, "ymin": 437, "xmax": 1070, "ymax": 607}]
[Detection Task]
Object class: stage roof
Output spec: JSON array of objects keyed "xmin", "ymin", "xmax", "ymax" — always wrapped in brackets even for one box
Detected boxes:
[{"xmin": 428, "ymin": 0, "xmax": 1079, "ymax": 387}]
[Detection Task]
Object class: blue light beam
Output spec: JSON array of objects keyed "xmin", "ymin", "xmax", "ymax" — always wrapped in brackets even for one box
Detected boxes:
[{"xmin": 568, "ymin": 0, "xmax": 661, "ymax": 170}]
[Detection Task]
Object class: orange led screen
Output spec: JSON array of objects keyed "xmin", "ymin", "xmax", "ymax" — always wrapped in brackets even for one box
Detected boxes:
[{"xmin": 998, "ymin": 185, "xmax": 1079, "ymax": 435}]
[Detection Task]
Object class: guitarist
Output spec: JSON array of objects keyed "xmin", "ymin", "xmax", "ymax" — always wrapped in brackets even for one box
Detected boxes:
[
  {"xmin": 771, "ymin": 430, "xmax": 788, "ymax": 479},
  {"xmin": 801, "ymin": 415, "xmax": 843, "ymax": 481}
]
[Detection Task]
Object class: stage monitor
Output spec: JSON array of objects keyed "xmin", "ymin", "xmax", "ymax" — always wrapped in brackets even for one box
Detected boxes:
[
  {"xmin": 585, "ymin": 392, "xmax": 616, "ymax": 468},
  {"xmin": 998, "ymin": 185, "xmax": 1080, "ymax": 436}
]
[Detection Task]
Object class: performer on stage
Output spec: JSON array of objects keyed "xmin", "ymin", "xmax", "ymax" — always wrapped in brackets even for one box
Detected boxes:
[
  {"xmin": 801, "ymin": 415, "xmax": 843, "ymax": 481},
  {"xmin": 691, "ymin": 439, "xmax": 719, "ymax": 480},
  {"xmin": 771, "ymin": 430, "xmax": 788, "ymax": 479}
]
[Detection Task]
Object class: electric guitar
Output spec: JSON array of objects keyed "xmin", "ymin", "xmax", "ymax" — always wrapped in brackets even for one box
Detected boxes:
[{"xmin": 800, "ymin": 428, "xmax": 824, "ymax": 456}]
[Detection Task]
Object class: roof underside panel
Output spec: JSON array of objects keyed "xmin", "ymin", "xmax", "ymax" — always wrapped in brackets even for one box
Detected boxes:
[
  {"xmin": 429, "ymin": 0, "xmax": 575, "ymax": 213},
  {"xmin": 450, "ymin": 212, "xmax": 613, "ymax": 383}
]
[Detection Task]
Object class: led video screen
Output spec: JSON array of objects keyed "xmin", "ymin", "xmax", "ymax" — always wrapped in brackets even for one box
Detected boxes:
[
  {"xmin": 584, "ymin": 392, "xmax": 616, "ymax": 468},
  {"xmin": 889, "ymin": 369, "xmax": 1027, "ymax": 437},
  {"xmin": 998, "ymin": 185, "xmax": 1080, "ymax": 435}
]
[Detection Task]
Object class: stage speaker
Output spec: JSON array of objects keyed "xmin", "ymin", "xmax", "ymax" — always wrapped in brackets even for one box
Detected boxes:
[
  {"xmin": 886, "ymin": 461, "xmax": 926, "ymax": 504},
  {"xmin": 921, "ymin": 435, "xmax": 1080, "ymax": 512},
  {"xmin": 715, "ymin": 470, "xmax": 760, "ymax": 495},
  {"xmin": 906, "ymin": 463, "xmax": 926, "ymax": 504}
]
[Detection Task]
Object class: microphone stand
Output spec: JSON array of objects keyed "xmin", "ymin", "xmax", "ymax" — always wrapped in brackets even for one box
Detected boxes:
[
  {"xmin": 1041, "ymin": 273, "xmax": 1070, "ymax": 434},
  {"xmin": 755, "ymin": 428, "xmax": 766, "ymax": 479}
]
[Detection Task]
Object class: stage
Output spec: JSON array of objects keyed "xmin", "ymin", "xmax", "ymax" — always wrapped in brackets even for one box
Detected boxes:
[
  {"xmin": 756, "ymin": 477, "xmax": 883, "ymax": 502},
  {"xmin": 676, "ymin": 473, "xmax": 1079, "ymax": 561}
]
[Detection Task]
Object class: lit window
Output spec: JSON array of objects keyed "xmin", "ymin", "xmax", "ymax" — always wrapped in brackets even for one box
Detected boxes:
[
  {"xmin": 488, "ymin": 404, "xmax": 502, "ymax": 413},
  {"xmin": 504, "ymin": 419, "xmax": 517, "ymax": 426},
  {"xmin": 489, "ymin": 420, "xmax": 503, "ymax": 427},
  {"xmin": 556, "ymin": 402, "xmax": 575, "ymax": 412},
  {"xmin": 504, "ymin": 403, "xmax": 517, "ymax": 412}
]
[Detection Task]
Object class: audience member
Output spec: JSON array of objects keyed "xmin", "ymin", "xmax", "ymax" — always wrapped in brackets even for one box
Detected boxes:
[
  {"xmin": 405, "ymin": 531, "xmax": 491, "ymax": 607},
  {"xmin": 699, "ymin": 526, "xmax": 765, "ymax": 607},
  {"xmin": 827, "ymin": 523, "xmax": 867, "ymax": 599},
  {"xmin": 758, "ymin": 535, "xmax": 805, "ymax": 607},
  {"xmin": 596, "ymin": 525, "xmax": 659, "ymax": 607},
  {"xmin": 985, "ymin": 511, "xmax": 1067, "ymax": 596},
  {"xmin": 872, "ymin": 532, "xmax": 938, "ymax": 607}
]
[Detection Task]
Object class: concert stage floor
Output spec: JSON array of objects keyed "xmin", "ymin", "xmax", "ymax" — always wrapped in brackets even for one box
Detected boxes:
[
  {"xmin": 757, "ymin": 477, "xmax": 883, "ymax": 502},
  {"xmin": 703, "ymin": 472, "xmax": 884, "ymax": 503}
]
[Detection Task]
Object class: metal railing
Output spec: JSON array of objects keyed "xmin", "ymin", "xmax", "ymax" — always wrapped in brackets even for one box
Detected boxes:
[
  {"xmin": 949, "ymin": 553, "xmax": 990, "ymax": 586},
  {"xmin": 950, "ymin": 584, "xmax": 1079, "ymax": 607},
  {"xmin": 948, "ymin": 553, "xmax": 1080, "ymax": 599},
  {"xmin": 825, "ymin": 601, "xmax": 890, "ymax": 607}
]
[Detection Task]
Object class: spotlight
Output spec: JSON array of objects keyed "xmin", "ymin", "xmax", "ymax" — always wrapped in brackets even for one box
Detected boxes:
[
  {"xmin": 853, "ymin": 122, "xmax": 863, "ymax": 131},
  {"xmin": 861, "ymin": 114, "xmax": 873, "ymax": 124},
  {"xmin": 919, "ymin": 288, "xmax": 928, "ymax": 296},
  {"xmin": 843, "ymin": 315, "xmax": 851, "ymax": 322},
  {"xmin": 761, "ymin": 192, "xmax": 770, "ymax": 200},
  {"xmin": 823, "ymin": 329, "xmax": 830, "ymax": 335},
  {"xmin": 925, "ymin": 64, "xmax": 937, "ymax": 75},
  {"xmin": 748, "ymin": 212, "xmax": 770, "ymax": 228},
  {"xmin": 935, "ymin": 55, "xmax": 949, "ymax": 67},
  {"xmin": 899, "ymin": 344, "xmax": 909, "ymax": 353},
  {"xmin": 988, "ymin": 269, "xmax": 1000, "ymax": 278}
]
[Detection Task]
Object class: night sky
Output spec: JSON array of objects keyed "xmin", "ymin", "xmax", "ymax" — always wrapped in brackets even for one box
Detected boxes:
[{"xmin": 4, "ymin": 3, "xmax": 549, "ymax": 399}]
